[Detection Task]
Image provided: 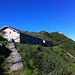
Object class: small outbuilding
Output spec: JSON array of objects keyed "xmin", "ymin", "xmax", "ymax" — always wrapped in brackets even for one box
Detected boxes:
[{"xmin": 1, "ymin": 26, "xmax": 52, "ymax": 46}]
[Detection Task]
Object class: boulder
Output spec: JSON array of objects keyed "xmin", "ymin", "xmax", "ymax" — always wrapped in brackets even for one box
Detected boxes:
[
  {"xmin": 12, "ymin": 57, "xmax": 22, "ymax": 63},
  {"xmin": 9, "ymin": 43, "xmax": 15, "ymax": 49},
  {"xmin": 10, "ymin": 62, "xmax": 23, "ymax": 71}
]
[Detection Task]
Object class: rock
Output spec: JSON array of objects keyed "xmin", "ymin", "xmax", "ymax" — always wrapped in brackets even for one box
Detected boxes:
[
  {"xmin": 9, "ymin": 43, "xmax": 15, "ymax": 49},
  {"xmin": 10, "ymin": 62, "xmax": 23, "ymax": 71},
  {"xmin": 8, "ymin": 60, "xmax": 13, "ymax": 63},
  {"xmin": 11, "ymin": 52, "xmax": 18, "ymax": 55},
  {"xmin": 10, "ymin": 48, "xmax": 17, "ymax": 51},
  {"xmin": 12, "ymin": 57, "xmax": 22, "ymax": 63},
  {"xmin": 11, "ymin": 49, "xmax": 18, "ymax": 53},
  {"xmin": 0, "ymin": 43, "xmax": 2, "ymax": 46},
  {"xmin": 13, "ymin": 54, "xmax": 22, "ymax": 58},
  {"xmin": 12, "ymin": 50, "xmax": 18, "ymax": 53},
  {"xmin": 10, "ymin": 48, "xmax": 19, "ymax": 55}
]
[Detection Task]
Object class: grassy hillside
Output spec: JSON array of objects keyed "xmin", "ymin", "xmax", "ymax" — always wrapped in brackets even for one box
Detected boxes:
[
  {"xmin": 15, "ymin": 43, "xmax": 75, "ymax": 75},
  {"xmin": 26, "ymin": 31, "xmax": 75, "ymax": 56},
  {"xmin": 0, "ymin": 30, "xmax": 75, "ymax": 75}
]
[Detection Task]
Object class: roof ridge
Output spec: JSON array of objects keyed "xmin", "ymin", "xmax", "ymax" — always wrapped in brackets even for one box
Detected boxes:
[{"xmin": 1, "ymin": 25, "xmax": 50, "ymax": 41}]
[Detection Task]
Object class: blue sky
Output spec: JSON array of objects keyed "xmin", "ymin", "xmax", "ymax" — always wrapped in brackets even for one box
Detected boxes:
[{"xmin": 0, "ymin": 0, "xmax": 75, "ymax": 40}]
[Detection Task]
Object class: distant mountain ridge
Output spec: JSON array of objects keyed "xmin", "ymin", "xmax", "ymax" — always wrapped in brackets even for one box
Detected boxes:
[
  {"xmin": 26, "ymin": 31, "xmax": 75, "ymax": 46},
  {"xmin": 26, "ymin": 31, "xmax": 75, "ymax": 56}
]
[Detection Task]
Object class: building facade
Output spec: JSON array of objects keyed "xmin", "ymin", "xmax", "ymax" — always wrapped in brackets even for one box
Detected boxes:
[{"xmin": 1, "ymin": 26, "xmax": 52, "ymax": 46}]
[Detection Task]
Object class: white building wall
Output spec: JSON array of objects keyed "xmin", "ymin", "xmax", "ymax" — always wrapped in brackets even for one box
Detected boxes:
[{"xmin": 3, "ymin": 28, "xmax": 20, "ymax": 42}]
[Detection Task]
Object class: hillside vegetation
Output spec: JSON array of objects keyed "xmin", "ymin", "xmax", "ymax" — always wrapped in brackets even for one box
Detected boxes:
[
  {"xmin": 0, "ymin": 30, "xmax": 75, "ymax": 75},
  {"xmin": 26, "ymin": 31, "xmax": 75, "ymax": 56},
  {"xmin": 15, "ymin": 43, "xmax": 75, "ymax": 75}
]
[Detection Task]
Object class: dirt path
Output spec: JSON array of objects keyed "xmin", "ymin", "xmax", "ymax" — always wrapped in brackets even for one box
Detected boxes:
[{"xmin": 64, "ymin": 50, "xmax": 75, "ymax": 59}]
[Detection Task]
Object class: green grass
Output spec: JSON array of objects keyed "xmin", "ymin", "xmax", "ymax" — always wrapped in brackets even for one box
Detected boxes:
[
  {"xmin": 15, "ymin": 43, "xmax": 75, "ymax": 75},
  {"xmin": 0, "ymin": 41, "xmax": 75, "ymax": 75},
  {"xmin": 1, "ymin": 31, "xmax": 75, "ymax": 75},
  {"xmin": 26, "ymin": 31, "xmax": 75, "ymax": 57}
]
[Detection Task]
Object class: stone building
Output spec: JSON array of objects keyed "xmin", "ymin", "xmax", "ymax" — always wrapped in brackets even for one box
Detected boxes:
[{"xmin": 1, "ymin": 26, "xmax": 52, "ymax": 46}]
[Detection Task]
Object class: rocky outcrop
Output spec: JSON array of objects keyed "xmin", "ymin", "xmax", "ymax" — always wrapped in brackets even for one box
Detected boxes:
[{"xmin": 8, "ymin": 43, "xmax": 23, "ymax": 71}]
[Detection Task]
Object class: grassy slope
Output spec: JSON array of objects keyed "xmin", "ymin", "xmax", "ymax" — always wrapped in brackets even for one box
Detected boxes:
[
  {"xmin": 0, "ymin": 30, "xmax": 75, "ymax": 75},
  {"xmin": 26, "ymin": 31, "xmax": 75, "ymax": 56},
  {"xmin": 15, "ymin": 43, "xmax": 75, "ymax": 75}
]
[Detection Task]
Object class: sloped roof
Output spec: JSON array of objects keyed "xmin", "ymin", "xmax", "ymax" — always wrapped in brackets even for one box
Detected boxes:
[
  {"xmin": 1, "ymin": 26, "xmax": 46, "ymax": 40},
  {"xmin": 1, "ymin": 26, "xmax": 23, "ymax": 33}
]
